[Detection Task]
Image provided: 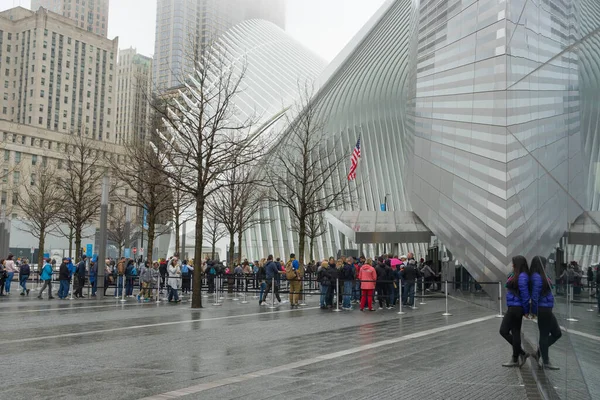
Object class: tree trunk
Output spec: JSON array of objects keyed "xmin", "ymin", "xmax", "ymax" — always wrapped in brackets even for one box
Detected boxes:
[
  {"xmin": 309, "ymin": 238, "xmax": 314, "ymax": 264},
  {"xmin": 228, "ymin": 232, "xmax": 235, "ymax": 267},
  {"xmin": 147, "ymin": 219, "xmax": 155, "ymax": 264},
  {"xmin": 237, "ymin": 230, "xmax": 243, "ymax": 265},
  {"xmin": 174, "ymin": 214, "xmax": 180, "ymax": 256},
  {"xmin": 38, "ymin": 228, "xmax": 46, "ymax": 269},
  {"xmin": 75, "ymin": 225, "xmax": 82, "ymax": 262},
  {"xmin": 298, "ymin": 219, "xmax": 306, "ymax": 265},
  {"xmin": 211, "ymin": 239, "xmax": 217, "ymax": 260},
  {"xmin": 191, "ymin": 195, "xmax": 205, "ymax": 308},
  {"xmin": 68, "ymin": 227, "xmax": 73, "ymax": 259}
]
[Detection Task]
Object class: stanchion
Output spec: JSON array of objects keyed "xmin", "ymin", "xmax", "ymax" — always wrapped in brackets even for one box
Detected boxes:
[
  {"xmin": 241, "ymin": 288, "xmax": 248, "ymax": 304},
  {"xmin": 411, "ymin": 283, "xmax": 418, "ymax": 310},
  {"xmin": 419, "ymin": 280, "xmax": 427, "ymax": 305},
  {"xmin": 219, "ymin": 276, "xmax": 225, "ymax": 300},
  {"xmin": 299, "ymin": 281, "xmax": 307, "ymax": 306},
  {"xmin": 442, "ymin": 281, "xmax": 452, "ymax": 316},
  {"xmin": 333, "ymin": 278, "xmax": 342, "ymax": 312},
  {"xmin": 586, "ymin": 286, "xmax": 595, "ymax": 312},
  {"xmin": 496, "ymin": 282, "xmax": 504, "ymax": 318},
  {"xmin": 120, "ymin": 277, "xmax": 127, "ymax": 303},
  {"xmin": 566, "ymin": 283, "xmax": 578, "ymax": 322},
  {"xmin": 252, "ymin": 274, "xmax": 259, "ymax": 299},
  {"xmin": 232, "ymin": 276, "xmax": 240, "ymax": 301},
  {"xmin": 268, "ymin": 278, "xmax": 277, "ymax": 309},
  {"xmin": 69, "ymin": 277, "xmax": 74, "ymax": 300},
  {"xmin": 115, "ymin": 276, "xmax": 120, "ymax": 299},
  {"xmin": 155, "ymin": 280, "xmax": 161, "ymax": 304},
  {"xmin": 212, "ymin": 282, "xmax": 222, "ymax": 306},
  {"xmin": 397, "ymin": 281, "xmax": 405, "ymax": 315}
]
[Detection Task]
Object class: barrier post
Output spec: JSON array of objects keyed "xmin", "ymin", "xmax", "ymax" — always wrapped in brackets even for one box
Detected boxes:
[
  {"xmin": 212, "ymin": 281, "xmax": 222, "ymax": 306},
  {"xmin": 496, "ymin": 282, "xmax": 504, "ymax": 318},
  {"xmin": 333, "ymin": 278, "xmax": 342, "ymax": 312},
  {"xmin": 252, "ymin": 274, "xmax": 259, "ymax": 299},
  {"xmin": 241, "ymin": 287, "xmax": 248, "ymax": 304},
  {"xmin": 397, "ymin": 281, "xmax": 405, "ymax": 315},
  {"xmin": 411, "ymin": 281, "xmax": 418, "ymax": 310},
  {"xmin": 442, "ymin": 281, "xmax": 452, "ymax": 316},
  {"xmin": 566, "ymin": 283, "xmax": 578, "ymax": 322},
  {"xmin": 419, "ymin": 279, "xmax": 427, "ymax": 305},
  {"xmin": 299, "ymin": 279, "xmax": 307, "ymax": 306},
  {"xmin": 69, "ymin": 276, "xmax": 74, "ymax": 300},
  {"xmin": 232, "ymin": 276, "xmax": 240, "ymax": 301},
  {"xmin": 155, "ymin": 280, "xmax": 160, "ymax": 304},
  {"xmin": 219, "ymin": 276, "xmax": 225, "ymax": 300},
  {"xmin": 120, "ymin": 276, "xmax": 127, "ymax": 303},
  {"xmin": 268, "ymin": 277, "xmax": 277, "ymax": 309},
  {"xmin": 586, "ymin": 285, "xmax": 594, "ymax": 312}
]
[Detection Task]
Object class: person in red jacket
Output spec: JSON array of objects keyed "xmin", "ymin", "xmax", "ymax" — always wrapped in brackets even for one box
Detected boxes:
[{"xmin": 358, "ymin": 258, "xmax": 377, "ymax": 311}]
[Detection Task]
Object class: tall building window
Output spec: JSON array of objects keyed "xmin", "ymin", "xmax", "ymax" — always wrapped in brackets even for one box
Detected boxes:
[
  {"xmin": 0, "ymin": 191, "xmax": 6, "ymax": 206},
  {"xmin": 3, "ymin": 150, "xmax": 9, "ymax": 161},
  {"xmin": 31, "ymin": 154, "xmax": 37, "ymax": 165},
  {"xmin": 13, "ymin": 171, "xmax": 20, "ymax": 184},
  {"xmin": 14, "ymin": 152, "xmax": 21, "ymax": 163}
]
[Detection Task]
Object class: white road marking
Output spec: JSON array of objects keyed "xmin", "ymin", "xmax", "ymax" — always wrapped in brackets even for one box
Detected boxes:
[
  {"xmin": 1, "ymin": 306, "xmax": 321, "ymax": 344},
  {"xmin": 0, "ymin": 302, "xmax": 139, "ymax": 315},
  {"xmin": 561, "ymin": 327, "xmax": 600, "ymax": 342},
  {"xmin": 139, "ymin": 314, "xmax": 499, "ymax": 400}
]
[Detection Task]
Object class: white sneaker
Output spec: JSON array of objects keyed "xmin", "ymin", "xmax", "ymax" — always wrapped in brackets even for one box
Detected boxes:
[{"xmin": 259, "ymin": 301, "xmax": 266, "ymax": 306}]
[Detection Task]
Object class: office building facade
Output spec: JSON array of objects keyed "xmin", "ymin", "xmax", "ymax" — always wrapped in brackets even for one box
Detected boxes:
[
  {"xmin": 153, "ymin": 0, "xmax": 286, "ymax": 91},
  {"xmin": 0, "ymin": 7, "xmax": 118, "ymax": 142},
  {"xmin": 115, "ymin": 47, "xmax": 152, "ymax": 144},
  {"xmin": 31, "ymin": 0, "xmax": 109, "ymax": 37}
]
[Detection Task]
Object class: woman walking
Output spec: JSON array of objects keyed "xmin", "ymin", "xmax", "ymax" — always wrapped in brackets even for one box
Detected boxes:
[
  {"xmin": 358, "ymin": 258, "xmax": 377, "ymax": 311},
  {"xmin": 530, "ymin": 256, "xmax": 561, "ymax": 370},
  {"xmin": 499, "ymin": 255, "xmax": 531, "ymax": 367},
  {"xmin": 4, "ymin": 254, "xmax": 17, "ymax": 295}
]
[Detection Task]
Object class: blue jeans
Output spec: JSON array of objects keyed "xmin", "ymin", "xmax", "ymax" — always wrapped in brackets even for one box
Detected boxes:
[
  {"xmin": 403, "ymin": 282, "xmax": 415, "ymax": 306},
  {"xmin": 117, "ymin": 276, "xmax": 124, "ymax": 296},
  {"xmin": 5, "ymin": 272, "xmax": 14, "ymax": 292},
  {"xmin": 126, "ymin": 277, "xmax": 134, "ymax": 296},
  {"xmin": 19, "ymin": 274, "xmax": 29, "ymax": 292},
  {"xmin": 58, "ymin": 280, "xmax": 70, "ymax": 298},
  {"xmin": 320, "ymin": 284, "xmax": 329, "ymax": 307},
  {"xmin": 259, "ymin": 282, "xmax": 266, "ymax": 302},
  {"xmin": 352, "ymin": 281, "xmax": 361, "ymax": 301},
  {"xmin": 91, "ymin": 279, "xmax": 97, "ymax": 296},
  {"xmin": 168, "ymin": 286, "xmax": 179, "ymax": 302},
  {"xmin": 343, "ymin": 281, "xmax": 352, "ymax": 308}
]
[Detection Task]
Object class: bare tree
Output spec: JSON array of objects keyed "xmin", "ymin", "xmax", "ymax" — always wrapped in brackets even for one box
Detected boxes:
[
  {"xmin": 303, "ymin": 207, "xmax": 327, "ymax": 263},
  {"xmin": 151, "ymin": 45, "xmax": 280, "ymax": 308},
  {"xmin": 15, "ymin": 165, "xmax": 64, "ymax": 267},
  {"xmin": 110, "ymin": 140, "xmax": 173, "ymax": 262},
  {"xmin": 236, "ymin": 188, "xmax": 268, "ymax": 264},
  {"xmin": 56, "ymin": 135, "xmax": 106, "ymax": 260},
  {"xmin": 265, "ymin": 83, "xmax": 349, "ymax": 264},
  {"xmin": 107, "ymin": 202, "xmax": 127, "ymax": 258},
  {"xmin": 203, "ymin": 217, "xmax": 226, "ymax": 260}
]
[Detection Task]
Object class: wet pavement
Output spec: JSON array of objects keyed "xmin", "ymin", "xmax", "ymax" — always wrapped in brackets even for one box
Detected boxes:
[{"xmin": 0, "ymin": 291, "xmax": 537, "ymax": 400}]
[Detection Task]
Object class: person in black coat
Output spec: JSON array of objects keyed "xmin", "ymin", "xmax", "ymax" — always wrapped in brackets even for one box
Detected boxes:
[
  {"xmin": 58, "ymin": 259, "xmax": 71, "ymax": 299},
  {"xmin": 326, "ymin": 258, "xmax": 338, "ymax": 307},
  {"xmin": 375, "ymin": 258, "xmax": 390, "ymax": 309}
]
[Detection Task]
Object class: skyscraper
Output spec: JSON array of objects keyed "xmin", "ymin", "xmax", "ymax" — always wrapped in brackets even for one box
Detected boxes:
[
  {"xmin": 0, "ymin": 6, "xmax": 117, "ymax": 141},
  {"xmin": 115, "ymin": 48, "xmax": 152, "ymax": 144},
  {"xmin": 153, "ymin": 0, "xmax": 286, "ymax": 91},
  {"xmin": 30, "ymin": 0, "xmax": 110, "ymax": 37}
]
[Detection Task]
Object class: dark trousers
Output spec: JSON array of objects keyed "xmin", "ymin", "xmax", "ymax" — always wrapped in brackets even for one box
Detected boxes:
[
  {"xmin": 262, "ymin": 281, "xmax": 281, "ymax": 303},
  {"xmin": 75, "ymin": 275, "xmax": 85, "ymax": 297},
  {"xmin": 375, "ymin": 282, "xmax": 389, "ymax": 307},
  {"xmin": 499, "ymin": 306, "xmax": 525, "ymax": 359},
  {"xmin": 538, "ymin": 307, "xmax": 562, "ymax": 364}
]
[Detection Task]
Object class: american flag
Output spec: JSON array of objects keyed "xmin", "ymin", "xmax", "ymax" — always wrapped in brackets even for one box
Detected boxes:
[{"xmin": 347, "ymin": 137, "xmax": 361, "ymax": 181}]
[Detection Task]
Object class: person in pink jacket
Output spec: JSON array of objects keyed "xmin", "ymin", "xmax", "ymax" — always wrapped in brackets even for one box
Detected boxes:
[{"xmin": 358, "ymin": 258, "xmax": 377, "ymax": 311}]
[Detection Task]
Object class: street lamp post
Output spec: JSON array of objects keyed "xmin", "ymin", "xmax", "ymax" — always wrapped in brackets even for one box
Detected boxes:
[{"xmin": 96, "ymin": 175, "xmax": 109, "ymax": 299}]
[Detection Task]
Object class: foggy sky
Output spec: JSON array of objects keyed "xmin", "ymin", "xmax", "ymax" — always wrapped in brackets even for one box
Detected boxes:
[{"xmin": 0, "ymin": 0, "xmax": 386, "ymax": 61}]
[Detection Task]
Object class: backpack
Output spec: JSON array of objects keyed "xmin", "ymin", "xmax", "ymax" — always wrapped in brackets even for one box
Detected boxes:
[
  {"xmin": 181, "ymin": 264, "xmax": 189, "ymax": 275},
  {"xmin": 21, "ymin": 264, "xmax": 31, "ymax": 275},
  {"xmin": 209, "ymin": 267, "xmax": 216, "ymax": 275},
  {"xmin": 117, "ymin": 261, "xmax": 125, "ymax": 275}
]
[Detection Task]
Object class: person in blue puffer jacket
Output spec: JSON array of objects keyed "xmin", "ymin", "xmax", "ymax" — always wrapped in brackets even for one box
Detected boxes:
[
  {"xmin": 499, "ymin": 255, "xmax": 531, "ymax": 368},
  {"xmin": 530, "ymin": 256, "xmax": 561, "ymax": 370}
]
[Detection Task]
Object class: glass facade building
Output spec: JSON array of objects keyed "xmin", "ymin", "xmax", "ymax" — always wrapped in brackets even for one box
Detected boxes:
[{"xmin": 239, "ymin": 0, "xmax": 600, "ymax": 288}]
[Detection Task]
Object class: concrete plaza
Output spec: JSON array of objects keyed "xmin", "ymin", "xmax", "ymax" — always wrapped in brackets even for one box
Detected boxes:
[{"xmin": 0, "ymin": 290, "xmax": 595, "ymax": 400}]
